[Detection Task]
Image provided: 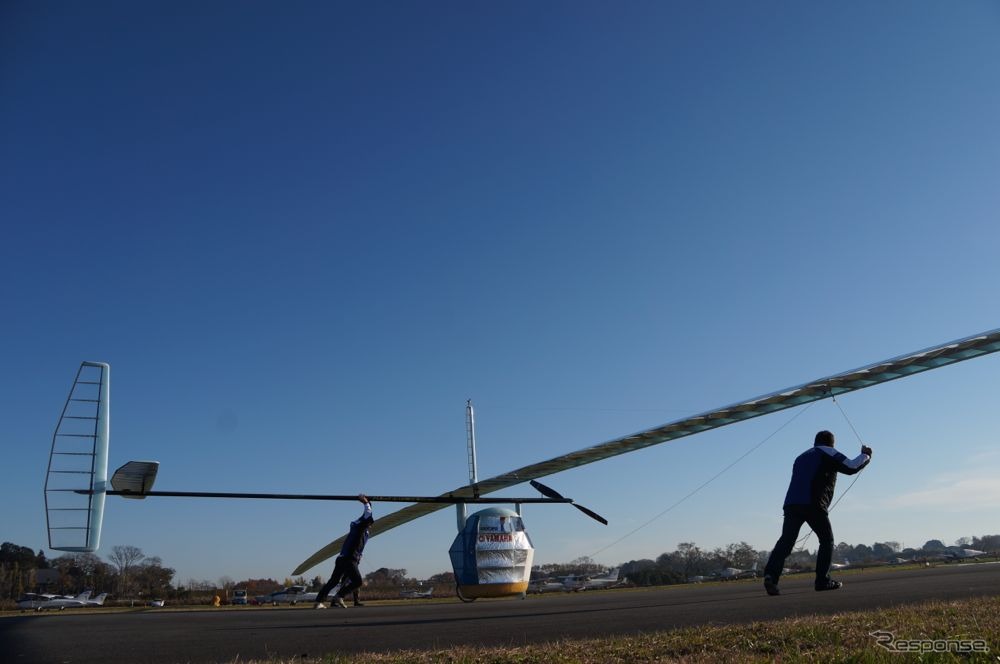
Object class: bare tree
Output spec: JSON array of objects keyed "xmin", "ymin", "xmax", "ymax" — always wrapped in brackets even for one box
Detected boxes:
[
  {"xmin": 218, "ymin": 576, "xmax": 234, "ymax": 599},
  {"xmin": 108, "ymin": 545, "xmax": 145, "ymax": 597}
]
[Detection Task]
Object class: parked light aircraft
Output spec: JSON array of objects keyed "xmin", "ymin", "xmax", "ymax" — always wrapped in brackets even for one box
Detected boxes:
[
  {"xmin": 399, "ymin": 587, "xmax": 434, "ymax": 598},
  {"xmin": 562, "ymin": 568, "xmax": 624, "ymax": 590},
  {"xmin": 16, "ymin": 593, "xmax": 64, "ymax": 610},
  {"xmin": 942, "ymin": 548, "xmax": 991, "ymax": 560},
  {"xmin": 29, "ymin": 591, "xmax": 109, "ymax": 611},
  {"xmin": 256, "ymin": 585, "xmax": 318, "ymax": 605},
  {"xmin": 718, "ymin": 562, "xmax": 758, "ymax": 580},
  {"xmin": 830, "ymin": 559, "xmax": 851, "ymax": 570},
  {"xmin": 527, "ymin": 578, "xmax": 568, "ymax": 593},
  {"xmin": 529, "ymin": 568, "xmax": 622, "ymax": 592},
  {"xmin": 42, "ymin": 328, "xmax": 1000, "ymax": 600}
]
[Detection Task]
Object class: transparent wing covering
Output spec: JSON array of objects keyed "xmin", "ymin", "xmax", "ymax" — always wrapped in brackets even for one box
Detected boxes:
[{"xmin": 44, "ymin": 362, "xmax": 109, "ymax": 552}]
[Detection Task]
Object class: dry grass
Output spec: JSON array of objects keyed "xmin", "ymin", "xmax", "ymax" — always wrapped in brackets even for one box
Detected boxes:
[{"xmin": 243, "ymin": 595, "xmax": 1000, "ymax": 664}]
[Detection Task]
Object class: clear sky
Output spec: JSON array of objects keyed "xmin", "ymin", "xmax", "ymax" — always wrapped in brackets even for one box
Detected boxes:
[{"xmin": 3, "ymin": 1, "xmax": 999, "ymax": 587}]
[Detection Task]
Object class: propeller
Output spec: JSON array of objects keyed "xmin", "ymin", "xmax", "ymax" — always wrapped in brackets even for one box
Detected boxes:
[{"xmin": 530, "ymin": 480, "xmax": 608, "ymax": 525}]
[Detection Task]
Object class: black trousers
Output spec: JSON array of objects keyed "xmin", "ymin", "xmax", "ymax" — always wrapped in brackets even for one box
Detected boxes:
[
  {"xmin": 316, "ymin": 556, "xmax": 363, "ymax": 602},
  {"xmin": 763, "ymin": 504, "xmax": 834, "ymax": 585}
]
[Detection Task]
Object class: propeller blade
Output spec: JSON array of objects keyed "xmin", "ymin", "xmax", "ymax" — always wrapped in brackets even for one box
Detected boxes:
[
  {"xmin": 532, "ymin": 480, "xmax": 607, "ymax": 525},
  {"xmin": 530, "ymin": 480, "xmax": 565, "ymax": 501},
  {"xmin": 572, "ymin": 503, "xmax": 608, "ymax": 526}
]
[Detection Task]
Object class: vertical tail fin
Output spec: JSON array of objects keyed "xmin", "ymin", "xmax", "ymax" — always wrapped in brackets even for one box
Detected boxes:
[{"xmin": 45, "ymin": 362, "xmax": 110, "ymax": 552}]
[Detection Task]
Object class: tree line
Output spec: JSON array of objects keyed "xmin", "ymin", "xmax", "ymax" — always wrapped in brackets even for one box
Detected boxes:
[
  {"xmin": 4, "ymin": 532, "xmax": 997, "ymax": 604},
  {"xmin": 0, "ymin": 542, "xmax": 174, "ymax": 605},
  {"xmin": 618, "ymin": 534, "xmax": 1000, "ymax": 587}
]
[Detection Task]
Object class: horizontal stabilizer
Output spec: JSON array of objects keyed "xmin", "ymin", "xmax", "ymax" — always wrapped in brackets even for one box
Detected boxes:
[{"xmin": 111, "ymin": 461, "xmax": 160, "ymax": 498}]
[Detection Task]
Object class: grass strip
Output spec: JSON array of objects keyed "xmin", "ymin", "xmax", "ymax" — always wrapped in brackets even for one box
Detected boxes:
[{"xmin": 249, "ymin": 595, "xmax": 1000, "ymax": 663}]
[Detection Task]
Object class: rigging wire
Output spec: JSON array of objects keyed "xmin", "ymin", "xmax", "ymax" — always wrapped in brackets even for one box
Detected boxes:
[{"xmin": 587, "ymin": 402, "xmax": 816, "ymax": 559}]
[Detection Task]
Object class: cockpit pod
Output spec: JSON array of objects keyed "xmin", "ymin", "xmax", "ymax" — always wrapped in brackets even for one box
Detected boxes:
[{"xmin": 449, "ymin": 507, "xmax": 534, "ymax": 602}]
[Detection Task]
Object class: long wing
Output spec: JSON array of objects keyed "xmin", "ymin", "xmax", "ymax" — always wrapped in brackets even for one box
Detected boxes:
[{"xmin": 292, "ymin": 327, "xmax": 1000, "ymax": 575}]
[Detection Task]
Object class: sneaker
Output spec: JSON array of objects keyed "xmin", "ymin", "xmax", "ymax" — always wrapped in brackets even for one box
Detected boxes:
[
  {"xmin": 332, "ymin": 597, "xmax": 347, "ymax": 608},
  {"xmin": 763, "ymin": 575, "xmax": 780, "ymax": 596},
  {"xmin": 313, "ymin": 603, "xmax": 327, "ymax": 609},
  {"xmin": 353, "ymin": 601, "xmax": 365, "ymax": 607},
  {"xmin": 815, "ymin": 579, "xmax": 843, "ymax": 592}
]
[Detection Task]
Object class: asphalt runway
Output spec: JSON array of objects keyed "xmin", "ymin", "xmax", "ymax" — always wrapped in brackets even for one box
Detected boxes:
[{"xmin": 3, "ymin": 563, "xmax": 998, "ymax": 664}]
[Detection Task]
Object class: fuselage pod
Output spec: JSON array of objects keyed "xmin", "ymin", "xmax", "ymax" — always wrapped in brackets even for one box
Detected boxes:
[{"xmin": 449, "ymin": 507, "xmax": 534, "ymax": 600}]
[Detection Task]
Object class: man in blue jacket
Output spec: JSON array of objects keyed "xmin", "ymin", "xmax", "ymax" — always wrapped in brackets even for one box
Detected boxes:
[
  {"xmin": 763, "ymin": 431, "xmax": 872, "ymax": 595},
  {"xmin": 315, "ymin": 494, "xmax": 374, "ymax": 608}
]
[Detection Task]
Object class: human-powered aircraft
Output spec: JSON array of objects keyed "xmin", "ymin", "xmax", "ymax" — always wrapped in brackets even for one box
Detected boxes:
[{"xmin": 44, "ymin": 328, "xmax": 1000, "ymax": 600}]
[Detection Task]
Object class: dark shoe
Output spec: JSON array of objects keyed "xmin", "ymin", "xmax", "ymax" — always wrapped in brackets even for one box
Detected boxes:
[
  {"xmin": 353, "ymin": 601, "xmax": 365, "ymax": 607},
  {"xmin": 815, "ymin": 579, "xmax": 842, "ymax": 592},
  {"xmin": 763, "ymin": 575, "xmax": 780, "ymax": 596}
]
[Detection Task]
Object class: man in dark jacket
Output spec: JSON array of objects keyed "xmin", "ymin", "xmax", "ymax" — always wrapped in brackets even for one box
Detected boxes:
[
  {"xmin": 763, "ymin": 430, "xmax": 872, "ymax": 595},
  {"xmin": 315, "ymin": 494, "xmax": 374, "ymax": 608}
]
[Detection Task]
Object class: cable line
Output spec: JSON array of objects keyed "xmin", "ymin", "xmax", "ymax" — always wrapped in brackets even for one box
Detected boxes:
[{"xmin": 589, "ymin": 402, "xmax": 816, "ymax": 559}]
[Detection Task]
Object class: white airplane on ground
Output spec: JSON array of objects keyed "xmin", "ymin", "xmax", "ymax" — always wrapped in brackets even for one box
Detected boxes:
[
  {"xmin": 32, "ymin": 591, "xmax": 109, "ymax": 611},
  {"xmin": 830, "ymin": 559, "xmax": 851, "ymax": 570},
  {"xmin": 16, "ymin": 593, "xmax": 63, "ymax": 610},
  {"xmin": 399, "ymin": 587, "xmax": 434, "ymax": 598},
  {"xmin": 528, "ymin": 578, "xmax": 568, "ymax": 593},
  {"xmin": 562, "ymin": 568, "xmax": 623, "ymax": 591},
  {"xmin": 718, "ymin": 562, "xmax": 758, "ymax": 580},
  {"xmin": 83, "ymin": 592, "xmax": 109, "ymax": 607},
  {"xmin": 942, "ymin": 548, "xmax": 991, "ymax": 560},
  {"xmin": 256, "ymin": 585, "xmax": 318, "ymax": 605},
  {"xmin": 581, "ymin": 567, "xmax": 623, "ymax": 589}
]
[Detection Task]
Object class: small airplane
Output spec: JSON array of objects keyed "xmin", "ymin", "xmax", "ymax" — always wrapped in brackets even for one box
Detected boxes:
[
  {"xmin": 717, "ymin": 562, "xmax": 758, "ymax": 580},
  {"xmin": 830, "ymin": 559, "xmax": 851, "ymax": 570},
  {"xmin": 16, "ymin": 593, "xmax": 63, "ymax": 610},
  {"xmin": 941, "ymin": 548, "xmax": 991, "ymax": 561},
  {"xmin": 31, "ymin": 591, "xmax": 109, "ymax": 611},
  {"xmin": 42, "ymin": 328, "xmax": 1000, "ymax": 602},
  {"xmin": 527, "ymin": 578, "xmax": 568, "ymax": 593},
  {"xmin": 579, "ymin": 567, "xmax": 624, "ymax": 590},
  {"xmin": 399, "ymin": 587, "xmax": 434, "ymax": 599},
  {"xmin": 560, "ymin": 567, "xmax": 624, "ymax": 591},
  {"xmin": 255, "ymin": 585, "xmax": 318, "ymax": 605}
]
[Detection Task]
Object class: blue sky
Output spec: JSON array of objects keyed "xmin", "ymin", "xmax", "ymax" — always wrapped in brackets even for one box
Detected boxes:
[{"xmin": 3, "ymin": 1, "xmax": 999, "ymax": 586}]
